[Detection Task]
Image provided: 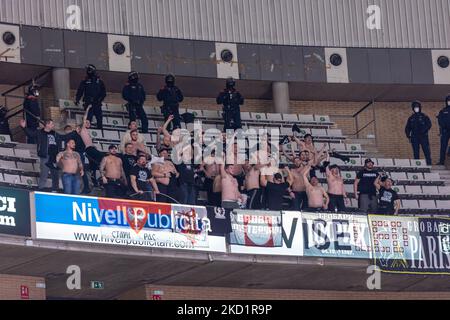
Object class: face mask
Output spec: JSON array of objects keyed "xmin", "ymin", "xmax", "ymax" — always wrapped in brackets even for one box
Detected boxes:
[{"xmin": 414, "ymin": 107, "xmax": 420, "ymax": 113}]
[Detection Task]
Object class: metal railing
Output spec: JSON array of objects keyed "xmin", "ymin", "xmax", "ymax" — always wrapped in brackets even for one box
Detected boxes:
[{"xmin": 333, "ymin": 100, "xmax": 377, "ymax": 145}]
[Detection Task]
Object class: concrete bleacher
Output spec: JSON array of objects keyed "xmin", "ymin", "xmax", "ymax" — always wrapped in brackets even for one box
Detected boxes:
[{"xmin": 2, "ymin": 100, "xmax": 446, "ymax": 214}]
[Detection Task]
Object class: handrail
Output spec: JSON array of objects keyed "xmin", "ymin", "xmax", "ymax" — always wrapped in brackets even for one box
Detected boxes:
[
  {"xmin": 1, "ymin": 68, "xmax": 53, "ymax": 97},
  {"xmin": 352, "ymin": 100, "xmax": 374, "ymax": 118},
  {"xmin": 348, "ymin": 120, "xmax": 376, "ymax": 137}
]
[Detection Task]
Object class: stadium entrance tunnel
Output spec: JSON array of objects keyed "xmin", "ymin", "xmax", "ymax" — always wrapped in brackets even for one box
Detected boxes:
[{"xmin": 0, "ymin": 237, "xmax": 449, "ymax": 300}]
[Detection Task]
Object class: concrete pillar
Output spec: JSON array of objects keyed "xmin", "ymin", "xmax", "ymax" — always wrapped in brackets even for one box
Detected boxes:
[
  {"xmin": 272, "ymin": 82, "xmax": 290, "ymax": 114},
  {"xmin": 52, "ymin": 68, "xmax": 71, "ymax": 101}
]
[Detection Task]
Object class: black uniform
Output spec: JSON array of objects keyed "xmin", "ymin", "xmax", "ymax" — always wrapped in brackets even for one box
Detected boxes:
[
  {"xmin": 217, "ymin": 79, "xmax": 244, "ymax": 131},
  {"xmin": 75, "ymin": 75, "xmax": 106, "ymax": 129},
  {"xmin": 157, "ymin": 75, "xmax": 184, "ymax": 130},
  {"xmin": 23, "ymin": 87, "xmax": 41, "ymax": 144},
  {"xmin": 122, "ymin": 74, "xmax": 148, "ymax": 133},
  {"xmin": 405, "ymin": 101, "xmax": 432, "ymax": 165},
  {"xmin": 437, "ymin": 95, "xmax": 450, "ymax": 165}
]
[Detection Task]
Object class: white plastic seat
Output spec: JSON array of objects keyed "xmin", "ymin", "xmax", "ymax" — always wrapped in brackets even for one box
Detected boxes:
[
  {"xmin": 327, "ymin": 129, "xmax": 344, "ymax": 138},
  {"xmin": 14, "ymin": 149, "xmax": 31, "ymax": 158},
  {"xmin": 60, "ymin": 99, "xmax": 77, "ymax": 109},
  {"xmin": 377, "ymin": 158, "xmax": 394, "ymax": 167},
  {"xmin": 267, "ymin": 113, "xmax": 283, "ymax": 122},
  {"xmin": 3, "ymin": 174, "xmax": 20, "ymax": 184},
  {"xmin": 423, "ymin": 173, "xmax": 441, "ymax": 182},
  {"xmin": 311, "ymin": 129, "xmax": 327, "ymax": 137},
  {"xmin": 422, "ymin": 186, "xmax": 440, "ymax": 195},
  {"xmin": 0, "ymin": 135, "xmax": 12, "ymax": 143},
  {"xmin": 298, "ymin": 115, "xmax": 315, "ymax": 123},
  {"xmin": 348, "ymin": 158, "xmax": 363, "ymax": 167},
  {"xmin": 108, "ymin": 117, "xmax": 125, "ymax": 127},
  {"xmin": 401, "ymin": 200, "xmax": 419, "ymax": 210},
  {"xmin": 186, "ymin": 109, "xmax": 202, "ymax": 118},
  {"xmin": 241, "ymin": 112, "xmax": 252, "ymax": 121},
  {"xmin": 314, "ymin": 115, "xmax": 331, "ymax": 123},
  {"xmin": 349, "ymin": 198, "xmax": 358, "ymax": 208},
  {"xmin": 392, "ymin": 185, "xmax": 406, "ymax": 194},
  {"xmin": 411, "ymin": 159, "xmax": 429, "ymax": 168},
  {"xmin": 390, "ymin": 172, "xmax": 408, "ymax": 181},
  {"xmin": 436, "ymin": 200, "xmax": 450, "ymax": 209},
  {"xmin": 106, "ymin": 104, "xmax": 124, "ymax": 113},
  {"xmin": 20, "ymin": 176, "xmax": 37, "ymax": 187},
  {"xmin": 329, "ymin": 143, "xmax": 346, "ymax": 152},
  {"xmin": 438, "ymin": 186, "xmax": 450, "ymax": 195},
  {"xmin": 282, "ymin": 114, "xmax": 299, "ymax": 122},
  {"xmin": 103, "ymin": 130, "xmax": 119, "ymax": 141},
  {"xmin": 203, "ymin": 110, "xmax": 221, "ymax": 119},
  {"xmin": 16, "ymin": 162, "xmax": 35, "ymax": 172},
  {"xmin": 89, "ymin": 130, "xmax": 104, "ymax": 140},
  {"xmin": 419, "ymin": 200, "xmax": 437, "ymax": 210},
  {"xmin": 405, "ymin": 185, "xmax": 422, "ymax": 195},
  {"xmin": 346, "ymin": 144, "xmax": 362, "ymax": 152},
  {"xmin": 0, "ymin": 160, "xmax": 16, "ymax": 169},
  {"xmin": 145, "ymin": 106, "xmax": 160, "ymax": 115},
  {"xmin": 0, "ymin": 147, "xmax": 14, "ymax": 157},
  {"xmin": 342, "ymin": 171, "xmax": 356, "ymax": 180},
  {"xmin": 407, "ymin": 172, "xmax": 424, "ymax": 181},
  {"xmin": 251, "ymin": 113, "xmax": 267, "ymax": 121},
  {"xmin": 394, "ymin": 159, "xmax": 412, "ymax": 168}
]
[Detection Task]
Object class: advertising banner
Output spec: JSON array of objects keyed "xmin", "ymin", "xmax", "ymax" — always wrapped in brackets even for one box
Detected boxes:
[
  {"xmin": 34, "ymin": 192, "xmax": 226, "ymax": 253},
  {"xmin": 0, "ymin": 187, "xmax": 30, "ymax": 237},
  {"xmin": 369, "ymin": 215, "xmax": 450, "ymax": 274},
  {"xmin": 302, "ymin": 212, "xmax": 372, "ymax": 259},
  {"xmin": 230, "ymin": 211, "xmax": 303, "ymax": 255},
  {"xmin": 229, "ymin": 210, "xmax": 283, "ymax": 247}
]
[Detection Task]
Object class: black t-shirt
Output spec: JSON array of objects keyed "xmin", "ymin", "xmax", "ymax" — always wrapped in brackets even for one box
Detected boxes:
[
  {"xmin": 131, "ymin": 165, "xmax": 152, "ymax": 184},
  {"xmin": 122, "ymin": 154, "xmax": 137, "ymax": 176},
  {"xmin": 266, "ymin": 182, "xmax": 289, "ymax": 211},
  {"xmin": 378, "ymin": 187, "xmax": 399, "ymax": 212},
  {"xmin": 356, "ymin": 169, "xmax": 380, "ymax": 195},
  {"xmin": 176, "ymin": 163, "xmax": 195, "ymax": 185}
]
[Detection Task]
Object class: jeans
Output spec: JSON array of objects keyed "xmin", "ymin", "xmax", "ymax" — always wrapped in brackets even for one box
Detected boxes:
[
  {"xmin": 179, "ymin": 183, "xmax": 197, "ymax": 205},
  {"xmin": 292, "ymin": 191, "xmax": 308, "ymax": 210},
  {"xmin": 39, "ymin": 156, "xmax": 59, "ymax": 190},
  {"xmin": 62, "ymin": 173, "xmax": 81, "ymax": 195}
]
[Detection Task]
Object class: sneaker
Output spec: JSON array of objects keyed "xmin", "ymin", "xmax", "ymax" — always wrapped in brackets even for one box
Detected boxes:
[{"xmin": 436, "ymin": 162, "xmax": 445, "ymax": 166}]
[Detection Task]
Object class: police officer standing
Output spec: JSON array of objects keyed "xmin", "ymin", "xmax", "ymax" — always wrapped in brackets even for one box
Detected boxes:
[
  {"xmin": 157, "ymin": 74, "xmax": 184, "ymax": 130},
  {"xmin": 122, "ymin": 71, "xmax": 148, "ymax": 134},
  {"xmin": 217, "ymin": 78, "xmax": 244, "ymax": 131},
  {"xmin": 437, "ymin": 95, "xmax": 450, "ymax": 165},
  {"xmin": 23, "ymin": 85, "xmax": 41, "ymax": 144},
  {"xmin": 75, "ymin": 64, "xmax": 106, "ymax": 129},
  {"xmin": 405, "ymin": 101, "xmax": 432, "ymax": 165}
]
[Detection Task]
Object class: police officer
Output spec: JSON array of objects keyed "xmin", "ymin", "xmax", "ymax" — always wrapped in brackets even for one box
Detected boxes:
[
  {"xmin": 405, "ymin": 101, "xmax": 432, "ymax": 165},
  {"xmin": 23, "ymin": 85, "xmax": 41, "ymax": 144},
  {"xmin": 437, "ymin": 95, "xmax": 450, "ymax": 165},
  {"xmin": 157, "ymin": 74, "xmax": 184, "ymax": 130},
  {"xmin": 217, "ymin": 78, "xmax": 244, "ymax": 131},
  {"xmin": 75, "ymin": 64, "xmax": 106, "ymax": 129},
  {"xmin": 122, "ymin": 71, "xmax": 148, "ymax": 133}
]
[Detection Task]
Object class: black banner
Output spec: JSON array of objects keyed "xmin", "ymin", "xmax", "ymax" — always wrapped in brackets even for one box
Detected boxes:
[
  {"xmin": 206, "ymin": 207, "xmax": 232, "ymax": 236},
  {"xmin": 0, "ymin": 187, "xmax": 31, "ymax": 237}
]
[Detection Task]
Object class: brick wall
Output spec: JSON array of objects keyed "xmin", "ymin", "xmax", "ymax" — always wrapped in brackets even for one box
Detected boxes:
[
  {"xmin": 116, "ymin": 284, "xmax": 450, "ymax": 300},
  {"xmin": 0, "ymin": 274, "xmax": 46, "ymax": 300}
]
